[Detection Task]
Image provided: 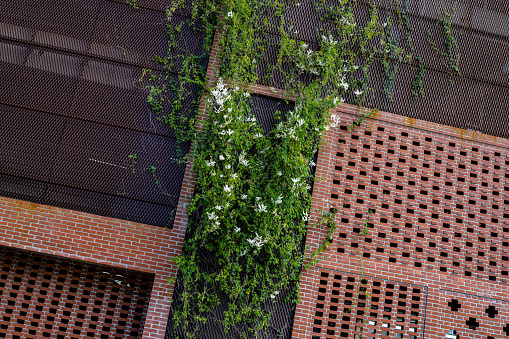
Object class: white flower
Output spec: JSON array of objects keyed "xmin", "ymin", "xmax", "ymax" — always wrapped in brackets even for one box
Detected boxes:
[
  {"xmin": 226, "ymin": 164, "xmax": 231, "ymax": 169},
  {"xmin": 291, "ymin": 178, "xmax": 300, "ymax": 184},
  {"xmin": 354, "ymin": 89, "xmax": 363, "ymax": 96},
  {"xmin": 205, "ymin": 160, "xmax": 216, "ymax": 167},
  {"xmin": 254, "ymin": 133, "xmax": 263, "ymax": 138},
  {"xmin": 224, "ymin": 184, "xmax": 232, "ymax": 193},
  {"xmin": 352, "ymin": 65, "xmax": 359, "ymax": 71},
  {"xmin": 243, "ymin": 92, "xmax": 250, "ymax": 97},
  {"xmin": 256, "ymin": 197, "xmax": 261, "ymax": 201},
  {"xmin": 225, "ymin": 202, "xmax": 230, "ymax": 208},
  {"xmin": 207, "ymin": 211, "xmax": 218, "ymax": 220},
  {"xmin": 303, "ymin": 211, "xmax": 309, "ymax": 222},
  {"xmin": 235, "ymin": 226, "xmax": 241, "ymax": 233},
  {"xmin": 227, "ymin": 11, "xmax": 234, "ymax": 18},
  {"xmin": 297, "ymin": 119, "xmax": 305, "ymax": 127},
  {"xmin": 211, "ymin": 171, "xmax": 216, "ymax": 176},
  {"xmin": 277, "ymin": 171, "xmax": 282, "ymax": 176},
  {"xmin": 333, "ymin": 97, "xmax": 345, "ymax": 105},
  {"xmin": 247, "ymin": 233, "xmax": 266, "ymax": 249},
  {"xmin": 270, "ymin": 290, "xmax": 280, "ymax": 299},
  {"xmin": 239, "ymin": 152, "xmax": 250, "ymax": 167},
  {"xmin": 241, "ymin": 194, "xmax": 248, "ymax": 199},
  {"xmin": 215, "ymin": 205, "xmax": 222, "ymax": 210},
  {"xmin": 219, "ymin": 155, "xmax": 225, "ymax": 160},
  {"xmin": 232, "ymin": 173, "xmax": 238, "ymax": 179},
  {"xmin": 309, "ymin": 160, "xmax": 316, "ymax": 166},
  {"xmin": 274, "ymin": 195, "xmax": 283, "ymax": 204},
  {"xmin": 255, "ymin": 203, "xmax": 268, "ymax": 213},
  {"xmin": 211, "ymin": 220, "xmax": 220, "ymax": 231},
  {"xmin": 227, "ymin": 129, "xmax": 234, "ymax": 136}
]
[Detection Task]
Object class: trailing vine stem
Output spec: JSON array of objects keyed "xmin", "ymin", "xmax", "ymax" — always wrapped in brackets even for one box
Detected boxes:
[
  {"xmin": 136, "ymin": 0, "xmax": 431, "ymax": 337},
  {"xmin": 427, "ymin": 1, "xmax": 461, "ymax": 80}
]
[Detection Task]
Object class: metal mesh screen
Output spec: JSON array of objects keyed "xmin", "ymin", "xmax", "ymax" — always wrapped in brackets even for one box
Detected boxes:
[
  {"xmin": 0, "ymin": 0, "xmax": 205, "ymax": 227},
  {"xmin": 255, "ymin": 0, "xmax": 509, "ymax": 138}
]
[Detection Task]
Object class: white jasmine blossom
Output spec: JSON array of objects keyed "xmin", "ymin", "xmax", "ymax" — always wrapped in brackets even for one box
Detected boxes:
[
  {"xmin": 354, "ymin": 89, "xmax": 363, "ymax": 96},
  {"xmin": 254, "ymin": 133, "xmax": 263, "ymax": 138},
  {"xmin": 215, "ymin": 205, "xmax": 222, "ymax": 210},
  {"xmin": 227, "ymin": 11, "xmax": 234, "ymax": 18},
  {"xmin": 219, "ymin": 155, "xmax": 225, "ymax": 160},
  {"xmin": 247, "ymin": 233, "xmax": 266, "ymax": 249},
  {"xmin": 235, "ymin": 226, "xmax": 241, "ymax": 233},
  {"xmin": 232, "ymin": 173, "xmax": 238, "ymax": 179},
  {"xmin": 275, "ymin": 195, "xmax": 283, "ymax": 204},
  {"xmin": 225, "ymin": 202, "xmax": 230, "ymax": 208},
  {"xmin": 255, "ymin": 203, "xmax": 268, "ymax": 213},
  {"xmin": 211, "ymin": 171, "xmax": 216, "ymax": 176},
  {"xmin": 207, "ymin": 211, "xmax": 218, "ymax": 220},
  {"xmin": 256, "ymin": 197, "xmax": 261, "ymax": 201},
  {"xmin": 226, "ymin": 164, "xmax": 231, "ymax": 170},
  {"xmin": 303, "ymin": 211, "xmax": 309, "ymax": 221},
  {"xmin": 224, "ymin": 184, "xmax": 232, "ymax": 193},
  {"xmin": 205, "ymin": 159, "xmax": 216, "ymax": 167},
  {"xmin": 277, "ymin": 171, "xmax": 282, "ymax": 176},
  {"xmin": 291, "ymin": 178, "xmax": 300, "ymax": 184},
  {"xmin": 270, "ymin": 290, "xmax": 280, "ymax": 299},
  {"xmin": 309, "ymin": 160, "xmax": 316, "ymax": 166},
  {"xmin": 241, "ymin": 194, "xmax": 248, "ymax": 199},
  {"xmin": 227, "ymin": 129, "xmax": 234, "ymax": 136}
]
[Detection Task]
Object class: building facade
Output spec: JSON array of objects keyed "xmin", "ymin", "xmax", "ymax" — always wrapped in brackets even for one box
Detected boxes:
[{"xmin": 0, "ymin": 0, "xmax": 508, "ymax": 338}]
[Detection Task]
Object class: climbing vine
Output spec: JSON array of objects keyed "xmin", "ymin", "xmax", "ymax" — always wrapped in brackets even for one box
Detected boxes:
[
  {"xmin": 428, "ymin": 1, "xmax": 461, "ymax": 79},
  {"xmin": 135, "ymin": 0, "xmax": 457, "ymax": 337}
]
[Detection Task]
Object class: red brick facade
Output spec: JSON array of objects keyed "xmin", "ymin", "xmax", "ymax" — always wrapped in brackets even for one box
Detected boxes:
[
  {"xmin": 1, "ymin": 18, "xmax": 508, "ymax": 338},
  {"xmin": 292, "ymin": 104, "xmax": 509, "ymax": 338},
  {"xmin": 0, "ymin": 196, "xmax": 182, "ymax": 338}
]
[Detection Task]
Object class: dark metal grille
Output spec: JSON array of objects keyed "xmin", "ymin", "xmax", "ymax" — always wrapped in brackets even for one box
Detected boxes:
[
  {"xmin": 0, "ymin": 245, "xmax": 154, "ymax": 339},
  {"xmin": 255, "ymin": 0, "xmax": 509, "ymax": 138},
  {"xmin": 0, "ymin": 0, "xmax": 205, "ymax": 227}
]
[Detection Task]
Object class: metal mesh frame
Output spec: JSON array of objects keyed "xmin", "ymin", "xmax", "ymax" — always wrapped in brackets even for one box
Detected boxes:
[
  {"xmin": 0, "ymin": 0, "xmax": 206, "ymax": 227},
  {"xmin": 255, "ymin": 0, "xmax": 509, "ymax": 138}
]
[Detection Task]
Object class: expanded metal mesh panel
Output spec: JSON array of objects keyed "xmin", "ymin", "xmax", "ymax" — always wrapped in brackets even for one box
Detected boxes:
[
  {"xmin": 0, "ymin": 0, "xmax": 204, "ymax": 227},
  {"xmin": 0, "ymin": 0, "xmax": 175, "ymax": 69},
  {"xmin": 255, "ymin": 0, "xmax": 509, "ymax": 138},
  {"xmin": 0, "ymin": 245, "xmax": 154, "ymax": 339}
]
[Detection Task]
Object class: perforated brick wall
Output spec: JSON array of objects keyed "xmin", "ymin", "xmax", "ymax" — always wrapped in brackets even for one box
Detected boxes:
[
  {"xmin": 0, "ymin": 246, "xmax": 153, "ymax": 339},
  {"xmin": 292, "ymin": 105, "xmax": 509, "ymax": 339},
  {"xmin": 310, "ymin": 270, "xmax": 425, "ymax": 338}
]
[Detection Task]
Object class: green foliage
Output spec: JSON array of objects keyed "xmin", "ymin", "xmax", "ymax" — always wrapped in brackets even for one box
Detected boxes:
[
  {"xmin": 137, "ymin": 0, "xmax": 445, "ymax": 337},
  {"xmin": 428, "ymin": 1, "xmax": 461, "ymax": 79},
  {"xmin": 126, "ymin": 0, "xmax": 139, "ymax": 9}
]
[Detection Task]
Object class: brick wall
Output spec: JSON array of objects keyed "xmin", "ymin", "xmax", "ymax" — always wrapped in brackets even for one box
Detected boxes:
[
  {"xmin": 292, "ymin": 104, "xmax": 509, "ymax": 338},
  {"xmin": 0, "ymin": 246, "xmax": 153, "ymax": 339},
  {"xmin": 0, "ymin": 21, "xmax": 225, "ymax": 339},
  {"xmin": 0, "ymin": 196, "xmax": 184, "ymax": 339}
]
